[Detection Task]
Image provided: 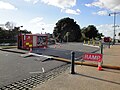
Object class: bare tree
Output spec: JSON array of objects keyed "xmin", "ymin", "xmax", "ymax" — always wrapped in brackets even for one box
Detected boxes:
[{"xmin": 5, "ymin": 21, "xmax": 16, "ymax": 30}]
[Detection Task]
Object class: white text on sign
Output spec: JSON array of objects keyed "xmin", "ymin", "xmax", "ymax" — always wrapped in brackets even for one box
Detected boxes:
[{"xmin": 83, "ymin": 53, "xmax": 102, "ymax": 62}]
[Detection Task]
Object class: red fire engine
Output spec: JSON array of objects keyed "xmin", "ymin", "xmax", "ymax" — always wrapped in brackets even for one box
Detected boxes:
[
  {"xmin": 104, "ymin": 37, "xmax": 111, "ymax": 42},
  {"xmin": 18, "ymin": 34, "xmax": 48, "ymax": 50}
]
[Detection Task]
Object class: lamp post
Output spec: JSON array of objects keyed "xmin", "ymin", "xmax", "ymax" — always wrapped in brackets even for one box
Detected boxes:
[
  {"xmin": 113, "ymin": 25, "xmax": 120, "ymax": 34},
  {"xmin": 109, "ymin": 12, "xmax": 120, "ymax": 45}
]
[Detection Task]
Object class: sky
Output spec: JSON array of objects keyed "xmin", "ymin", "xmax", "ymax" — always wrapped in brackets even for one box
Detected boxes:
[{"xmin": 0, "ymin": 0, "xmax": 120, "ymax": 39}]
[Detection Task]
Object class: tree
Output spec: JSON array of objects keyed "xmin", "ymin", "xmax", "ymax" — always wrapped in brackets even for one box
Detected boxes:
[
  {"xmin": 81, "ymin": 25, "xmax": 98, "ymax": 40},
  {"xmin": 0, "ymin": 27, "xmax": 5, "ymax": 39},
  {"xmin": 96, "ymin": 33, "xmax": 104, "ymax": 40},
  {"xmin": 53, "ymin": 17, "xmax": 81, "ymax": 42},
  {"xmin": 0, "ymin": 26, "xmax": 31, "ymax": 43},
  {"xmin": 5, "ymin": 21, "xmax": 15, "ymax": 30},
  {"xmin": 118, "ymin": 33, "xmax": 120, "ymax": 40},
  {"xmin": 81, "ymin": 27, "xmax": 89, "ymax": 40}
]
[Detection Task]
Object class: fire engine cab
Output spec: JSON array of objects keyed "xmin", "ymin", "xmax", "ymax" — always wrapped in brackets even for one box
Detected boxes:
[
  {"xmin": 18, "ymin": 34, "xmax": 48, "ymax": 50},
  {"xmin": 104, "ymin": 37, "xmax": 111, "ymax": 42}
]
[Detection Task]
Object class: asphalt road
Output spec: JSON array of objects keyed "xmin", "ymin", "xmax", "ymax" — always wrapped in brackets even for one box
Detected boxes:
[
  {"xmin": 0, "ymin": 50, "xmax": 66, "ymax": 87},
  {"xmin": 48, "ymin": 43, "xmax": 100, "ymax": 53},
  {"xmin": 32, "ymin": 43, "xmax": 100, "ymax": 60},
  {"xmin": 0, "ymin": 43, "xmax": 100, "ymax": 88},
  {"xmin": 32, "ymin": 48, "xmax": 84, "ymax": 60}
]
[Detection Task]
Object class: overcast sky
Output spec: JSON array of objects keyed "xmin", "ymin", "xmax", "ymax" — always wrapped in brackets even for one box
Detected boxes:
[{"xmin": 0, "ymin": 0, "xmax": 120, "ymax": 39}]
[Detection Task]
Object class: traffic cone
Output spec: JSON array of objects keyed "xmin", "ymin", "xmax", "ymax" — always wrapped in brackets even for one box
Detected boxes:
[
  {"xmin": 54, "ymin": 44, "xmax": 56, "ymax": 48},
  {"xmin": 29, "ymin": 48, "xmax": 32, "ymax": 53},
  {"xmin": 58, "ymin": 43, "xmax": 62, "ymax": 48},
  {"xmin": 43, "ymin": 46, "xmax": 46, "ymax": 50},
  {"xmin": 97, "ymin": 62, "xmax": 103, "ymax": 71},
  {"xmin": 26, "ymin": 48, "xmax": 32, "ymax": 54},
  {"xmin": 97, "ymin": 66, "xmax": 103, "ymax": 71}
]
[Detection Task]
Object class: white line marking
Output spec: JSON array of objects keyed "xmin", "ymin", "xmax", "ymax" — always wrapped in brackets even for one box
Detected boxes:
[
  {"xmin": 5, "ymin": 54, "xmax": 8, "ymax": 56},
  {"xmin": 21, "ymin": 53, "xmax": 53, "ymax": 58},
  {"xmin": 29, "ymin": 67, "xmax": 45, "ymax": 74},
  {"xmin": 29, "ymin": 71, "xmax": 42, "ymax": 74},
  {"xmin": 42, "ymin": 67, "xmax": 45, "ymax": 73},
  {"xmin": 83, "ymin": 44, "xmax": 100, "ymax": 48}
]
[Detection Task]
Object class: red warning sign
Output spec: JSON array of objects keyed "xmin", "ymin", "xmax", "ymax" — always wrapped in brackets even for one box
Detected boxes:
[{"xmin": 83, "ymin": 53, "xmax": 102, "ymax": 62}]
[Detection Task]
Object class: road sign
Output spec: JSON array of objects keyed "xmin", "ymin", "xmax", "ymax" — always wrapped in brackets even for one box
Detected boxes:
[{"xmin": 83, "ymin": 53, "xmax": 102, "ymax": 62}]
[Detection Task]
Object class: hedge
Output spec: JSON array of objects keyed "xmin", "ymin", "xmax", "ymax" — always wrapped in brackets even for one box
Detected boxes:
[{"xmin": 0, "ymin": 39, "xmax": 17, "ymax": 43}]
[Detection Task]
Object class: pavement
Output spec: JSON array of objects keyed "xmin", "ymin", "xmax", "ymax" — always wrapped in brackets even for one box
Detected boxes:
[
  {"xmin": 0, "ymin": 43, "xmax": 120, "ymax": 90},
  {"xmin": 33, "ymin": 44, "xmax": 120, "ymax": 90},
  {"xmin": 0, "ymin": 48, "xmax": 28, "ymax": 54}
]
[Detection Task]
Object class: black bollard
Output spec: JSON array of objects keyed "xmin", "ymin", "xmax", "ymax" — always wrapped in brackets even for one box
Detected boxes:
[
  {"xmin": 100, "ymin": 44, "xmax": 103, "ymax": 54},
  {"xmin": 108, "ymin": 42, "xmax": 110, "ymax": 48},
  {"xmin": 71, "ymin": 51, "xmax": 75, "ymax": 74},
  {"xmin": 100, "ymin": 43, "xmax": 103, "ymax": 65}
]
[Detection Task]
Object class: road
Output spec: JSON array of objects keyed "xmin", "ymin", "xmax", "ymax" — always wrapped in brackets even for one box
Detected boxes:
[
  {"xmin": 0, "ymin": 43, "xmax": 99, "ymax": 88},
  {"xmin": 0, "ymin": 50, "xmax": 66, "ymax": 88}
]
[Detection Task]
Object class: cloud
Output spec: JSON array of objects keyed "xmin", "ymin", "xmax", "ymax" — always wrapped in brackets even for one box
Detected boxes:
[
  {"xmin": 63, "ymin": 8, "xmax": 81, "ymax": 15},
  {"xmin": 30, "ymin": 17, "xmax": 43, "ymax": 24},
  {"xmin": 24, "ymin": 0, "xmax": 39, "ymax": 4},
  {"xmin": 0, "ymin": 1, "xmax": 17, "ymax": 10},
  {"xmin": 27, "ymin": 17, "xmax": 54, "ymax": 34},
  {"xmin": 24, "ymin": 0, "xmax": 79, "ymax": 15},
  {"xmin": 85, "ymin": 0, "xmax": 120, "ymax": 12},
  {"xmin": 41, "ymin": 0, "xmax": 76, "ymax": 9},
  {"xmin": 97, "ymin": 24, "xmax": 113, "ymax": 37},
  {"xmin": 41, "ymin": 0, "xmax": 80, "ymax": 15},
  {"xmin": 97, "ymin": 24, "xmax": 120, "ymax": 39},
  {"xmin": 24, "ymin": 0, "xmax": 80, "ymax": 15},
  {"xmin": 92, "ymin": 10, "xmax": 108, "ymax": 16},
  {"xmin": 85, "ymin": 3, "xmax": 93, "ymax": 7},
  {"xmin": 24, "ymin": 0, "xmax": 76, "ymax": 8}
]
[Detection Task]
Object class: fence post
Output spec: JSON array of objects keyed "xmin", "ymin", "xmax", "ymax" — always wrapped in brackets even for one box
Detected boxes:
[
  {"xmin": 84, "ymin": 40, "xmax": 86, "ymax": 44},
  {"xmin": 71, "ymin": 51, "xmax": 75, "ymax": 74},
  {"xmin": 93, "ymin": 39, "xmax": 95, "ymax": 46},
  {"xmin": 99, "ymin": 41, "xmax": 101, "ymax": 47},
  {"xmin": 88, "ymin": 41, "xmax": 90, "ymax": 45}
]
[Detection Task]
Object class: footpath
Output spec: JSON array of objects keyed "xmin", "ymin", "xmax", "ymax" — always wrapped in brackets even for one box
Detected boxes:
[{"xmin": 33, "ymin": 45, "xmax": 120, "ymax": 90}]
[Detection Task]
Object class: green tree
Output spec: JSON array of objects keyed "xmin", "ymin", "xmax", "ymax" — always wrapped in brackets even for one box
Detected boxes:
[
  {"xmin": 96, "ymin": 33, "xmax": 104, "ymax": 40},
  {"xmin": 0, "ymin": 27, "xmax": 5, "ymax": 39},
  {"xmin": 81, "ymin": 25, "xmax": 98, "ymax": 40},
  {"xmin": 81, "ymin": 27, "xmax": 89, "ymax": 40},
  {"xmin": 0, "ymin": 26, "xmax": 31, "ymax": 43},
  {"xmin": 118, "ymin": 33, "xmax": 120, "ymax": 40},
  {"xmin": 53, "ymin": 17, "xmax": 81, "ymax": 42}
]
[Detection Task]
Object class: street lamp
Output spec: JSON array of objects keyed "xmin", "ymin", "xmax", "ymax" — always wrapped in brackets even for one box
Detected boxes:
[{"xmin": 109, "ymin": 12, "xmax": 120, "ymax": 44}]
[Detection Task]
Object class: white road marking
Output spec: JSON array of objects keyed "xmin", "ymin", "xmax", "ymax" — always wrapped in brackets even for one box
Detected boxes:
[
  {"xmin": 83, "ymin": 44, "xmax": 100, "ymax": 48},
  {"xmin": 21, "ymin": 53, "xmax": 53, "ymax": 59},
  {"xmin": 29, "ymin": 71, "xmax": 43, "ymax": 74},
  {"xmin": 42, "ymin": 67, "xmax": 45, "ymax": 73},
  {"xmin": 5, "ymin": 54, "xmax": 8, "ymax": 56},
  {"xmin": 29, "ymin": 67, "xmax": 45, "ymax": 74}
]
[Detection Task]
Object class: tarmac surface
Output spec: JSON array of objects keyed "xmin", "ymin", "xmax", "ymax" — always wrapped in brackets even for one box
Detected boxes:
[
  {"xmin": 33, "ymin": 44, "xmax": 120, "ymax": 90},
  {"xmin": 0, "ymin": 50, "xmax": 66, "ymax": 88},
  {"xmin": 0, "ymin": 43, "xmax": 120, "ymax": 90},
  {"xmin": 32, "ymin": 48, "xmax": 84, "ymax": 60},
  {"xmin": 0, "ymin": 43, "xmax": 99, "ymax": 89}
]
